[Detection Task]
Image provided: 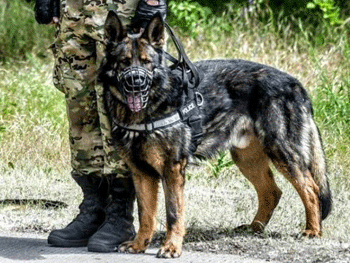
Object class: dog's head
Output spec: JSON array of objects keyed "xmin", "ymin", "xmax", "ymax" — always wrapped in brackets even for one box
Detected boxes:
[{"xmin": 100, "ymin": 11, "xmax": 168, "ymax": 114}]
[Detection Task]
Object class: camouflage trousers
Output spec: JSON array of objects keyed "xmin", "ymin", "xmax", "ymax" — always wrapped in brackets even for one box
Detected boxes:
[{"xmin": 52, "ymin": 0, "xmax": 140, "ymax": 177}]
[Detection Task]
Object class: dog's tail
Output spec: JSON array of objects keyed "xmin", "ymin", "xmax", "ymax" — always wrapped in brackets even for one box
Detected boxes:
[{"xmin": 308, "ymin": 119, "xmax": 332, "ymax": 220}]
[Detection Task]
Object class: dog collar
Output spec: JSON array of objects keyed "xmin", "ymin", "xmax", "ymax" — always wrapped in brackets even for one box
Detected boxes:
[{"xmin": 113, "ymin": 111, "xmax": 181, "ymax": 132}]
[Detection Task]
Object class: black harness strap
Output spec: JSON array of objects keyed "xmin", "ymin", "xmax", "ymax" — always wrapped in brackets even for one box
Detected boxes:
[
  {"xmin": 164, "ymin": 22, "xmax": 200, "ymax": 94},
  {"xmin": 163, "ymin": 22, "xmax": 204, "ymax": 150}
]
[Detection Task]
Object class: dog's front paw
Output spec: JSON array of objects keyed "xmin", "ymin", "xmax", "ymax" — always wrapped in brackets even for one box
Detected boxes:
[
  {"xmin": 301, "ymin": 229, "xmax": 322, "ymax": 238},
  {"xmin": 156, "ymin": 242, "xmax": 182, "ymax": 258},
  {"xmin": 234, "ymin": 221, "xmax": 265, "ymax": 234},
  {"xmin": 233, "ymin": 224, "xmax": 254, "ymax": 233},
  {"xmin": 118, "ymin": 240, "xmax": 147, "ymax": 254}
]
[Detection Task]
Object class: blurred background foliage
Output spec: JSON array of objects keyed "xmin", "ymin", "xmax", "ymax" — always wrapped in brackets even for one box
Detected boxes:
[
  {"xmin": 0, "ymin": 0, "xmax": 54, "ymax": 61},
  {"xmin": 0, "ymin": 0, "xmax": 349, "ymax": 61},
  {"xmin": 168, "ymin": 0, "xmax": 349, "ymax": 41}
]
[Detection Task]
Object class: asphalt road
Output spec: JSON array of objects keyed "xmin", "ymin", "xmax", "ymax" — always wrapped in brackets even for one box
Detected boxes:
[{"xmin": 0, "ymin": 231, "xmax": 273, "ymax": 263}]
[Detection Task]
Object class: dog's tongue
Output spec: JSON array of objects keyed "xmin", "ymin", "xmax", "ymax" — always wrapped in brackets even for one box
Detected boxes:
[{"xmin": 127, "ymin": 94, "xmax": 142, "ymax": 113}]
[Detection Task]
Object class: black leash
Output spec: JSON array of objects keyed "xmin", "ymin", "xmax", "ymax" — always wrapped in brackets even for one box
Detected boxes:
[
  {"xmin": 163, "ymin": 22, "xmax": 204, "ymax": 151},
  {"xmin": 164, "ymin": 22, "xmax": 200, "ymax": 97}
]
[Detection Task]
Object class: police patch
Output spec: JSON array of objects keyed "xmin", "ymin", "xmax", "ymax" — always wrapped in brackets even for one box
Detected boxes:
[{"xmin": 146, "ymin": 0, "xmax": 159, "ymax": 6}]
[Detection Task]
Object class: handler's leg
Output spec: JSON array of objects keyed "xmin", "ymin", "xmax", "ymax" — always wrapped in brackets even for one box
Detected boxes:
[
  {"xmin": 48, "ymin": 37, "xmax": 136, "ymax": 248},
  {"xmin": 47, "ymin": 27, "xmax": 112, "ymax": 245},
  {"xmin": 48, "ymin": 0, "xmax": 139, "ymax": 249}
]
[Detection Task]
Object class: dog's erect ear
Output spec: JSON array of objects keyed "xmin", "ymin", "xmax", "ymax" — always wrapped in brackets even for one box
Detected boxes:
[
  {"xmin": 105, "ymin": 11, "xmax": 124, "ymax": 43},
  {"xmin": 144, "ymin": 14, "xmax": 165, "ymax": 48}
]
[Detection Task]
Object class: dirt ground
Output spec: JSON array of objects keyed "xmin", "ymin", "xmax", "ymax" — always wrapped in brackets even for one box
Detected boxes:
[
  {"xmin": 181, "ymin": 230, "xmax": 350, "ymax": 263},
  {"xmin": 1, "ymin": 164, "xmax": 349, "ymax": 263},
  {"xmin": 153, "ymin": 165, "xmax": 350, "ymax": 263}
]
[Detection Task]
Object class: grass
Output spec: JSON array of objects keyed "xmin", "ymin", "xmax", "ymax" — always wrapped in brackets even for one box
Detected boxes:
[
  {"xmin": 0, "ymin": 1, "xmax": 350, "ymax": 261},
  {"xmin": 0, "ymin": 57, "xmax": 73, "ymax": 232}
]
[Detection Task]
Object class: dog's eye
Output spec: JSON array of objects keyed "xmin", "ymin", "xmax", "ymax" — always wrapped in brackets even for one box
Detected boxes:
[
  {"xmin": 120, "ymin": 58, "xmax": 130, "ymax": 66},
  {"xmin": 142, "ymin": 59, "xmax": 152, "ymax": 65}
]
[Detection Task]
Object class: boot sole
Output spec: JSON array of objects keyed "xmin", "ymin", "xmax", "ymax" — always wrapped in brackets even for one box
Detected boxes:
[
  {"xmin": 87, "ymin": 242, "xmax": 118, "ymax": 253},
  {"xmin": 48, "ymin": 235, "xmax": 89, "ymax": 247}
]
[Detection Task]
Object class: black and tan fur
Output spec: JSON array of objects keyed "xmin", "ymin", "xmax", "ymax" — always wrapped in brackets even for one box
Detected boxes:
[{"xmin": 99, "ymin": 12, "xmax": 332, "ymax": 258}]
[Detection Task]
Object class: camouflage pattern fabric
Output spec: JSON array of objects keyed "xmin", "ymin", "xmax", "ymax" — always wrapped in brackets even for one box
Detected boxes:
[{"xmin": 52, "ymin": 0, "xmax": 140, "ymax": 177}]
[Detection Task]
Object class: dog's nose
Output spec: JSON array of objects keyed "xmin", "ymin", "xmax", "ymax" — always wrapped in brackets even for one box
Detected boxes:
[
  {"xmin": 129, "ymin": 75, "xmax": 144, "ymax": 85},
  {"xmin": 119, "ymin": 66, "xmax": 153, "ymax": 94},
  {"xmin": 125, "ymin": 75, "xmax": 146, "ymax": 91}
]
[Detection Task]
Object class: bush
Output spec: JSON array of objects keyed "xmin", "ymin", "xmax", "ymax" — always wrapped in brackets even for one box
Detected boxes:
[
  {"xmin": 307, "ymin": 0, "xmax": 343, "ymax": 26},
  {"xmin": 168, "ymin": 1, "xmax": 212, "ymax": 37},
  {"xmin": 168, "ymin": 0, "xmax": 349, "ymax": 50}
]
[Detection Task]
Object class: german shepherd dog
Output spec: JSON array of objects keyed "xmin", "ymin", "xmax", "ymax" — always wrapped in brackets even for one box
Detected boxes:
[{"xmin": 100, "ymin": 11, "xmax": 332, "ymax": 258}]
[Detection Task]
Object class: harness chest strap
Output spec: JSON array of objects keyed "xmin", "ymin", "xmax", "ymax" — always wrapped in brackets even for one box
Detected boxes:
[
  {"xmin": 113, "ymin": 100, "xmax": 203, "ymax": 143},
  {"xmin": 113, "ymin": 111, "xmax": 181, "ymax": 132}
]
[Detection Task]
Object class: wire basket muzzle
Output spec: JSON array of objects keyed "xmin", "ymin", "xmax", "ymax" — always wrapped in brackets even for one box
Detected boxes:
[{"xmin": 118, "ymin": 66, "xmax": 153, "ymax": 112}]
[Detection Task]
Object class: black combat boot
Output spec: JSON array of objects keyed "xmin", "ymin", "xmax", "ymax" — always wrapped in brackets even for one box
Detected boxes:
[
  {"xmin": 87, "ymin": 175, "xmax": 135, "ymax": 252},
  {"xmin": 48, "ymin": 172, "xmax": 108, "ymax": 247}
]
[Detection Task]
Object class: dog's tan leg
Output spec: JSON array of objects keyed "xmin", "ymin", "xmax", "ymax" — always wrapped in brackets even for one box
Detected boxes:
[
  {"xmin": 231, "ymin": 137, "xmax": 282, "ymax": 233},
  {"xmin": 274, "ymin": 163, "xmax": 322, "ymax": 237},
  {"xmin": 157, "ymin": 159, "xmax": 187, "ymax": 258},
  {"xmin": 119, "ymin": 172, "xmax": 159, "ymax": 253}
]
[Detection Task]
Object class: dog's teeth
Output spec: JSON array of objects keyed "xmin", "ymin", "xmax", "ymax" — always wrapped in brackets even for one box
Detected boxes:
[{"xmin": 122, "ymin": 131, "xmax": 129, "ymax": 140}]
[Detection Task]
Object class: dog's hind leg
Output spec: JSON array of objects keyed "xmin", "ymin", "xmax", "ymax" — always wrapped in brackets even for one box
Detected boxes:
[
  {"xmin": 157, "ymin": 158, "xmax": 187, "ymax": 258},
  {"xmin": 272, "ymin": 160, "xmax": 322, "ymax": 237},
  {"xmin": 231, "ymin": 136, "xmax": 282, "ymax": 233},
  {"xmin": 119, "ymin": 172, "xmax": 160, "ymax": 254},
  {"xmin": 265, "ymin": 120, "xmax": 328, "ymax": 237}
]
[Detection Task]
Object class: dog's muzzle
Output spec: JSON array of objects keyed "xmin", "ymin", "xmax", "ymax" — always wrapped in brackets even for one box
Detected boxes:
[{"xmin": 118, "ymin": 66, "xmax": 153, "ymax": 113}]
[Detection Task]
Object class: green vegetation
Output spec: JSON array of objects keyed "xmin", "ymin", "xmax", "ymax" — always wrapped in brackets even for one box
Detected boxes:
[
  {"xmin": 0, "ymin": 0, "xmax": 55, "ymax": 61},
  {"xmin": 0, "ymin": 0, "xmax": 350, "ymax": 256}
]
